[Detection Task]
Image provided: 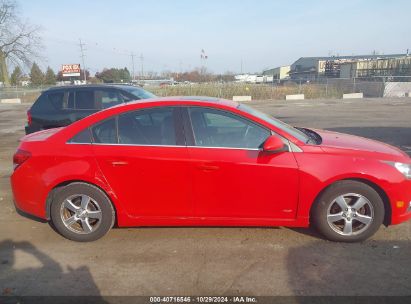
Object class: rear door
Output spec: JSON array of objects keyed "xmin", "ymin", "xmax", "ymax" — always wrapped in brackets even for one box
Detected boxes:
[
  {"xmin": 72, "ymin": 89, "xmax": 98, "ymax": 121},
  {"xmin": 91, "ymin": 106, "xmax": 193, "ymax": 218}
]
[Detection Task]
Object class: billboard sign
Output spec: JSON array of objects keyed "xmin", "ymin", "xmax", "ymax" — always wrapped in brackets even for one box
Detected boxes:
[{"xmin": 61, "ymin": 64, "xmax": 81, "ymax": 77}]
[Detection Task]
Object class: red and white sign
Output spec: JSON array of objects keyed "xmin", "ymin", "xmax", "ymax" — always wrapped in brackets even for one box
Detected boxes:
[{"xmin": 61, "ymin": 64, "xmax": 81, "ymax": 77}]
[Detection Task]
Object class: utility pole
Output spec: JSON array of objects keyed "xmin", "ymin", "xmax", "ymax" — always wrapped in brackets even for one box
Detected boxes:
[
  {"xmin": 130, "ymin": 53, "xmax": 135, "ymax": 82},
  {"xmin": 79, "ymin": 39, "xmax": 87, "ymax": 83},
  {"xmin": 139, "ymin": 53, "xmax": 144, "ymax": 79}
]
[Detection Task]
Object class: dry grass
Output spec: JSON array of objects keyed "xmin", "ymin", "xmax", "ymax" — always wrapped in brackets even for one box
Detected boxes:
[
  {"xmin": 1, "ymin": 83, "xmax": 347, "ymax": 104},
  {"xmin": 147, "ymin": 83, "xmax": 343, "ymax": 100}
]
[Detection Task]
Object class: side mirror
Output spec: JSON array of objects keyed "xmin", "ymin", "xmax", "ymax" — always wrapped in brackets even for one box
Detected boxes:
[{"xmin": 262, "ymin": 135, "xmax": 287, "ymax": 153}]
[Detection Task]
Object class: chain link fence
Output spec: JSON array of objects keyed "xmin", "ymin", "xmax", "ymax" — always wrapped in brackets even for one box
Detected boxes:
[
  {"xmin": 147, "ymin": 78, "xmax": 388, "ymax": 100},
  {"xmin": 0, "ymin": 86, "xmax": 48, "ymax": 103},
  {"xmin": 0, "ymin": 78, "xmax": 409, "ymax": 103}
]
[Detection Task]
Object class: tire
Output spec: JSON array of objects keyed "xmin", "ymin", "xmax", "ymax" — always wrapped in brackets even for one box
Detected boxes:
[
  {"xmin": 311, "ymin": 180, "xmax": 384, "ymax": 242},
  {"xmin": 50, "ymin": 182, "xmax": 115, "ymax": 242}
]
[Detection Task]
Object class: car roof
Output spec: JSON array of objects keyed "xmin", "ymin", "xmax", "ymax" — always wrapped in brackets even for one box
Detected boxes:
[
  {"xmin": 44, "ymin": 84, "xmax": 141, "ymax": 91},
  {"xmin": 122, "ymin": 96, "xmax": 239, "ymax": 108}
]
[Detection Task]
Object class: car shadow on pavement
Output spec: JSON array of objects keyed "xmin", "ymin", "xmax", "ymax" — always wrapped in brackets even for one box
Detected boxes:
[
  {"xmin": 0, "ymin": 239, "xmax": 107, "ymax": 302},
  {"xmin": 326, "ymin": 127, "xmax": 411, "ymax": 155},
  {"xmin": 287, "ymin": 240, "xmax": 411, "ymax": 296}
]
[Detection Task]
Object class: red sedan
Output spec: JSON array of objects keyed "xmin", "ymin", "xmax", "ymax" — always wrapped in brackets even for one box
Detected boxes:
[{"xmin": 11, "ymin": 97, "xmax": 411, "ymax": 242}]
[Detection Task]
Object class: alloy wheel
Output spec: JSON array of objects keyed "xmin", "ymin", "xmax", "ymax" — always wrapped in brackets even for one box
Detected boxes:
[
  {"xmin": 326, "ymin": 193, "xmax": 374, "ymax": 236},
  {"xmin": 60, "ymin": 194, "xmax": 102, "ymax": 234}
]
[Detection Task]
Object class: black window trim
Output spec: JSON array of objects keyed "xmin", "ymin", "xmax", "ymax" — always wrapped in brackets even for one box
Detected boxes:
[{"xmin": 66, "ymin": 105, "xmax": 290, "ymax": 151}]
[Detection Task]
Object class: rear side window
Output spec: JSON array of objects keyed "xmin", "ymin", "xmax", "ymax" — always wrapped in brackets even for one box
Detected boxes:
[
  {"xmin": 48, "ymin": 92, "xmax": 65, "ymax": 110},
  {"xmin": 31, "ymin": 91, "xmax": 64, "ymax": 112},
  {"xmin": 91, "ymin": 118, "xmax": 117, "ymax": 144},
  {"xmin": 68, "ymin": 129, "xmax": 92, "ymax": 143},
  {"xmin": 118, "ymin": 107, "xmax": 176, "ymax": 145},
  {"xmin": 75, "ymin": 90, "xmax": 95, "ymax": 109}
]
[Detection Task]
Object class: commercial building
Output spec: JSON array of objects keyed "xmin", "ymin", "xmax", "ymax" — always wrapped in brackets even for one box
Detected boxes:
[
  {"xmin": 288, "ymin": 54, "xmax": 407, "ymax": 81},
  {"xmin": 340, "ymin": 56, "xmax": 411, "ymax": 79},
  {"xmin": 262, "ymin": 66, "xmax": 291, "ymax": 82}
]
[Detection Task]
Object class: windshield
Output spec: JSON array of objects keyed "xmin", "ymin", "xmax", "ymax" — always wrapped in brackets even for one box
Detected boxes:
[
  {"xmin": 123, "ymin": 86, "xmax": 156, "ymax": 100},
  {"xmin": 238, "ymin": 104, "xmax": 310, "ymax": 143}
]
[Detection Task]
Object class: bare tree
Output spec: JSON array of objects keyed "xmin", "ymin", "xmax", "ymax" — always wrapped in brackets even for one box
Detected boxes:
[{"xmin": 0, "ymin": 0, "xmax": 42, "ymax": 86}]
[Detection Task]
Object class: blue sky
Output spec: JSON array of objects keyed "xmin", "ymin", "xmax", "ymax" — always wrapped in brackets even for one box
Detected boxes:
[{"xmin": 20, "ymin": 0, "xmax": 411, "ymax": 75}]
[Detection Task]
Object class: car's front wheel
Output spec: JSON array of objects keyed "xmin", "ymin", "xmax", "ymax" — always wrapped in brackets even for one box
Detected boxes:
[
  {"xmin": 312, "ymin": 180, "xmax": 385, "ymax": 242},
  {"xmin": 50, "ymin": 182, "xmax": 115, "ymax": 242}
]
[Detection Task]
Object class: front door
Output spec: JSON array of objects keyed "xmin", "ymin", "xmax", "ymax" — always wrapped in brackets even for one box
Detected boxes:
[{"xmin": 186, "ymin": 107, "xmax": 299, "ymax": 219}]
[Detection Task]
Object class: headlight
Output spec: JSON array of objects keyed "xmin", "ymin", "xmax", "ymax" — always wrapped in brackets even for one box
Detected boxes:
[{"xmin": 383, "ymin": 161, "xmax": 411, "ymax": 179}]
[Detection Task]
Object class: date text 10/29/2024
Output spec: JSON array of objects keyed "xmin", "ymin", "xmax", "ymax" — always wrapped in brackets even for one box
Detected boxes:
[{"xmin": 149, "ymin": 297, "xmax": 257, "ymax": 303}]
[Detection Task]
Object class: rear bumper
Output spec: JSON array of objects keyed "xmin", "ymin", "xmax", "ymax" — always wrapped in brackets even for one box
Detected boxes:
[{"xmin": 10, "ymin": 165, "xmax": 48, "ymax": 220}]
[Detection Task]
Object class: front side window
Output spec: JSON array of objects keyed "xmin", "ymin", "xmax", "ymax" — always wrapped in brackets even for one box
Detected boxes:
[
  {"xmin": 95, "ymin": 89, "xmax": 124, "ymax": 109},
  {"xmin": 238, "ymin": 104, "xmax": 310, "ymax": 143},
  {"xmin": 118, "ymin": 107, "xmax": 176, "ymax": 145},
  {"xmin": 122, "ymin": 86, "xmax": 156, "ymax": 100},
  {"xmin": 189, "ymin": 107, "xmax": 270, "ymax": 149}
]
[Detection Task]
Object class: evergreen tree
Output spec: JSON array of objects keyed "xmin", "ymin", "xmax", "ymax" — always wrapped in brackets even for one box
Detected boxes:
[
  {"xmin": 119, "ymin": 67, "xmax": 131, "ymax": 82},
  {"xmin": 30, "ymin": 62, "xmax": 44, "ymax": 86},
  {"xmin": 44, "ymin": 66, "xmax": 56, "ymax": 85},
  {"xmin": 10, "ymin": 66, "xmax": 23, "ymax": 86}
]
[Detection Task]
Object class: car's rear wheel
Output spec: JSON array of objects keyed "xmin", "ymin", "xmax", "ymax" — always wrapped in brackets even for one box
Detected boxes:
[
  {"xmin": 50, "ymin": 182, "xmax": 115, "ymax": 242},
  {"xmin": 312, "ymin": 180, "xmax": 384, "ymax": 242}
]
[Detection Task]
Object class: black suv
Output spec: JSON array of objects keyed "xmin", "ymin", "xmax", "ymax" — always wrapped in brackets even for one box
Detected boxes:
[{"xmin": 25, "ymin": 84, "xmax": 156, "ymax": 134}]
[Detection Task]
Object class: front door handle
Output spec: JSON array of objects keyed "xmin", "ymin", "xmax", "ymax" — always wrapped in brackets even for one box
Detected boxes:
[
  {"xmin": 110, "ymin": 161, "xmax": 129, "ymax": 167},
  {"xmin": 197, "ymin": 164, "xmax": 219, "ymax": 171}
]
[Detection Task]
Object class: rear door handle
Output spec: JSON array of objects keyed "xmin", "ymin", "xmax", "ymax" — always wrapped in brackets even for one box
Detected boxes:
[
  {"xmin": 110, "ymin": 161, "xmax": 129, "ymax": 167},
  {"xmin": 197, "ymin": 164, "xmax": 219, "ymax": 171}
]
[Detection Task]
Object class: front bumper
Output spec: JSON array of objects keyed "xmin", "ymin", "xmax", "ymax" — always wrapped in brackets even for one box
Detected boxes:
[
  {"xmin": 391, "ymin": 200, "xmax": 411, "ymax": 225},
  {"xmin": 387, "ymin": 178, "xmax": 411, "ymax": 225}
]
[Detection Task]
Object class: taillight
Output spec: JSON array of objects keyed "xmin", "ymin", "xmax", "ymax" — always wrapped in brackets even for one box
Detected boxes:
[
  {"xmin": 13, "ymin": 149, "xmax": 31, "ymax": 170},
  {"xmin": 27, "ymin": 110, "xmax": 32, "ymax": 126}
]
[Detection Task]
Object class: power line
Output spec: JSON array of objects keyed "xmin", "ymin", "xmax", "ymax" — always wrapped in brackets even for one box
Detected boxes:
[{"xmin": 79, "ymin": 38, "xmax": 87, "ymax": 83}]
